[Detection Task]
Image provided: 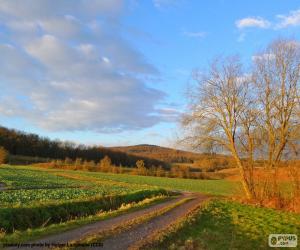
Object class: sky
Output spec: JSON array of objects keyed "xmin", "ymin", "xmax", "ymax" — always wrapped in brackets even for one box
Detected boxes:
[{"xmin": 0, "ymin": 0, "xmax": 300, "ymax": 147}]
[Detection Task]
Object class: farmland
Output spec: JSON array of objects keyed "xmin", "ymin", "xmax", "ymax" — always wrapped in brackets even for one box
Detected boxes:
[
  {"xmin": 0, "ymin": 165, "xmax": 168, "ymax": 239},
  {"xmin": 0, "ymin": 165, "xmax": 152, "ymax": 207},
  {"xmin": 0, "ymin": 164, "xmax": 238, "ymax": 244},
  {"xmin": 0, "ymin": 164, "xmax": 240, "ymax": 209},
  {"xmin": 69, "ymin": 170, "xmax": 241, "ymax": 196},
  {"xmin": 0, "ymin": 165, "xmax": 299, "ymax": 249}
]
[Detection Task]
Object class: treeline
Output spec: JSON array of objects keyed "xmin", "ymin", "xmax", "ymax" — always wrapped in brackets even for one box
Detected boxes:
[
  {"xmin": 0, "ymin": 126, "xmax": 168, "ymax": 168},
  {"xmin": 37, "ymin": 157, "xmax": 212, "ymax": 180}
]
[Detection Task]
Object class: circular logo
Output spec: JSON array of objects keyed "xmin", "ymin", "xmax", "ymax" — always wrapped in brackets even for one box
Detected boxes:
[{"xmin": 271, "ymin": 237, "xmax": 277, "ymax": 245}]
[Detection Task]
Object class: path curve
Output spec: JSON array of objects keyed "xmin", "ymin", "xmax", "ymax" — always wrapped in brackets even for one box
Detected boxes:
[
  {"xmin": 101, "ymin": 193, "xmax": 207, "ymax": 250},
  {"xmin": 6, "ymin": 192, "xmax": 209, "ymax": 250}
]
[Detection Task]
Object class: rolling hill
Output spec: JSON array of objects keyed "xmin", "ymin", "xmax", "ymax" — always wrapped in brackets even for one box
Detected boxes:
[{"xmin": 110, "ymin": 144, "xmax": 236, "ymax": 168}]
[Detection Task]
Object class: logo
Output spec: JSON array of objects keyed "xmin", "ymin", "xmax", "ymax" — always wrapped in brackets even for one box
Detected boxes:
[{"xmin": 269, "ymin": 234, "xmax": 297, "ymax": 248}]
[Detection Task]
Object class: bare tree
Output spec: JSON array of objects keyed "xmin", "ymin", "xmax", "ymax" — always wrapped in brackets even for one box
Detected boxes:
[
  {"xmin": 182, "ymin": 56, "xmax": 255, "ymax": 199},
  {"xmin": 253, "ymin": 39, "xmax": 300, "ymax": 194},
  {"xmin": 182, "ymin": 39, "xmax": 300, "ymax": 201}
]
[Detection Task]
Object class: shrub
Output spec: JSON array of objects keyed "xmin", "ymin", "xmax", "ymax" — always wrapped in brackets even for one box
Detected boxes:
[
  {"xmin": 99, "ymin": 156, "xmax": 112, "ymax": 172},
  {"xmin": 136, "ymin": 160, "xmax": 148, "ymax": 176},
  {"xmin": 0, "ymin": 147, "xmax": 8, "ymax": 164}
]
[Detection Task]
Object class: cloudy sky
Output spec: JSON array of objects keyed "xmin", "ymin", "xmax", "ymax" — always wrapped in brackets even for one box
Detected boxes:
[{"xmin": 0, "ymin": 0, "xmax": 299, "ymax": 146}]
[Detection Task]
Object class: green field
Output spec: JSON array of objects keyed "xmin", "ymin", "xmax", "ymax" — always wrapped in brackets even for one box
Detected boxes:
[
  {"xmin": 0, "ymin": 165, "xmax": 168, "ymax": 235},
  {"xmin": 0, "ymin": 165, "xmax": 242, "ymax": 208},
  {"xmin": 0, "ymin": 165, "xmax": 239, "ymax": 236},
  {"xmin": 53, "ymin": 168, "xmax": 241, "ymax": 196},
  {"xmin": 0, "ymin": 166, "xmax": 154, "ymax": 207},
  {"xmin": 149, "ymin": 199, "xmax": 300, "ymax": 250}
]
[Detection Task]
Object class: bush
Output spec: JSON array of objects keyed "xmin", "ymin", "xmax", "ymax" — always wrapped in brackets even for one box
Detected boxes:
[
  {"xmin": 136, "ymin": 160, "xmax": 148, "ymax": 176},
  {"xmin": 0, "ymin": 147, "xmax": 8, "ymax": 164},
  {"xmin": 99, "ymin": 156, "xmax": 112, "ymax": 172}
]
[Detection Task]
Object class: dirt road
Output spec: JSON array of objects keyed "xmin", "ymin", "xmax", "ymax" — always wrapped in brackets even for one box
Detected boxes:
[
  {"xmin": 101, "ymin": 193, "xmax": 207, "ymax": 250},
  {"xmin": 5, "ymin": 192, "xmax": 209, "ymax": 250}
]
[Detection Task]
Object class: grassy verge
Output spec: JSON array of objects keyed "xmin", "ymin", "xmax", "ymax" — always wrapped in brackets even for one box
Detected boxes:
[
  {"xmin": 147, "ymin": 199, "xmax": 300, "ymax": 250},
  {"xmin": 0, "ymin": 189, "xmax": 168, "ymax": 233},
  {"xmin": 0, "ymin": 195, "xmax": 171, "ymax": 245}
]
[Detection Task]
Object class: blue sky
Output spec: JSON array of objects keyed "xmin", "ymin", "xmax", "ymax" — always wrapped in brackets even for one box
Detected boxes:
[{"xmin": 0, "ymin": 0, "xmax": 299, "ymax": 147}]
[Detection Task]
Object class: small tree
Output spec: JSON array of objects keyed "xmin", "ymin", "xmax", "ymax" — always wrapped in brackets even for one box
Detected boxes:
[
  {"xmin": 136, "ymin": 160, "xmax": 147, "ymax": 175},
  {"xmin": 99, "ymin": 156, "xmax": 112, "ymax": 172},
  {"xmin": 0, "ymin": 147, "xmax": 8, "ymax": 164}
]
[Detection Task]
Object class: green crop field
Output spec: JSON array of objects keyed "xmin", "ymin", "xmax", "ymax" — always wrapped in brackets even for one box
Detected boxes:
[
  {"xmin": 0, "ymin": 165, "xmax": 241, "ymax": 208},
  {"xmin": 70, "ymin": 169, "xmax": 241, "ymax": 196},
  {"xmin": 150, "ymin": 199, "xmax": 300, "ymax": 250},
  {"xmin": 0, "ymin": 165, "xmax": 167, "ymax": 236},
  {"xmin": 0, "ymin": 166, "xmax": 153, "ymax": 207},
  {"xmin": 0, "ymin": 165, "xmax": 240, "ymax": 236}
]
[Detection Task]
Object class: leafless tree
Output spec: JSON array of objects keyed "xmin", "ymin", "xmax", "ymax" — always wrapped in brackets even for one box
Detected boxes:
[
  {"xmin": 253, "ymin": 39, "xmax": 300, "ymax": 194},
  {"xmin": 182, "ymin": 56, "xmax": 255, "ymax": 199},
  {"xmin": 182, "ymin": 39, "xmax": 300, "ymax": 200}
]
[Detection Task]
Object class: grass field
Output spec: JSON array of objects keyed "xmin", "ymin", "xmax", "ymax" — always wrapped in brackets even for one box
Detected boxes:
[
  {"xmin": 60, "ymin": 168, "xmax": 241, "ymax": 196},
  {"xmin": 149, "ymin": 199, "xmax": 300, "ymax": 250},
  {"xmin": 1, "ymin": 165, "xmax": 240, "ymax": 196}
]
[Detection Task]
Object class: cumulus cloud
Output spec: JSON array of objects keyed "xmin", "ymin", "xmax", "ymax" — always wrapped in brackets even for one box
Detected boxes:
[
  {"xmin": 0, "ymin": 0, "xmax": 172, "ymax": 132},
  {"xmin": 236, "ymin": 17, "xmax": 271, "ymax": 29},
  {"xmin": 276, "ymin": 9, "xmax": 300, "ymax": 28}
]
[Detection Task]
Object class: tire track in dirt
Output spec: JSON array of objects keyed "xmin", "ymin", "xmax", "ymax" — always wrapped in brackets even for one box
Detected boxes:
[
  {"xmin": 100, "ymin": 193, "xmax": 208, "ymax": 250},
  {"xmin": 5, "ymin": 192, "xmax": 208, "ymax": 250}
]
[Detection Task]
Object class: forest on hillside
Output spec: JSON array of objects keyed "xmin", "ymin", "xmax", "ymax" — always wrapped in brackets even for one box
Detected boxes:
[{"xmin": 0, "ymin": 126, "xmax": 167, "ymax": 168}]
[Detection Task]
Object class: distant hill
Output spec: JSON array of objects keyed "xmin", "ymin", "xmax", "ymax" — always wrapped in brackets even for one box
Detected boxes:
[{"xmin": 110, "ymin": 144, "xmax": 230, "ymax": 163}]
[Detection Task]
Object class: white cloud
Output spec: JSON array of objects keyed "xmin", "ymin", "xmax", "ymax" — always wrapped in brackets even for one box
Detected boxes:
[
  {"xmin": 39, "ymin": 15, "xmax": 82, "ymax": 38},
  {"xmin": 183, "ymin": 31, "xmax": 206, "ymax": 38},
  {"xmin": 236, "ymin": 17, "xmax": 271, "ymax": 29},
  {"xmin": 276, "ymin": 9, "xmax": 300, "ymax": 28},
  {"xmin": 252, "ymin": 53, "xmax": 275, "ymax": 62},
  {"xmin": 0, "ymin": 0, "xmax": 175, "ymax": 133}
]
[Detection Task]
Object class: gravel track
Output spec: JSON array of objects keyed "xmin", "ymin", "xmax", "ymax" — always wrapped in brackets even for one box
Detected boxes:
[
  {"xmin": 5, "ymin": 192, "xmax": 209, "ymax": 250},
  {"xmin": 101, "ymin": 193, "xmax": 208, "ymax": 250}
]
